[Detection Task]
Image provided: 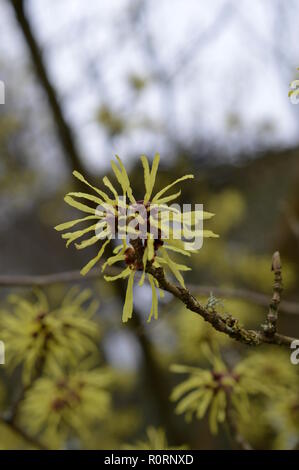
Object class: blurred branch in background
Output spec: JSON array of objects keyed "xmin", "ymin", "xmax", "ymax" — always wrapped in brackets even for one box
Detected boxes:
[
  {"xmin": 8, "ymin": 0, "xmax": 86, "ymax": 176},
  {"xmin": 1, "ymin": 251, "xmax": 297, "ymax": 347},
  {"xmin": 1, "ymin": 267, "xmax": 299, "ymax": 316},
  {"xmin": 167, "ymin": 1, "xmax": 234, "ymax": 81}
]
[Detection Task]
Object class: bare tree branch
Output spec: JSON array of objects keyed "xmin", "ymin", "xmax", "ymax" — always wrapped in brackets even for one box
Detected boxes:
[
  {"xmin": 0, "ymin": 266, "xmax": 118, "ymax": 287},
  {"xmin": 1, "ymin": 268, "xmax": 299, "ymax": 316},
  {"xmin": 146, "ymin": 252, "xmax": 297, "ymax": 347}
]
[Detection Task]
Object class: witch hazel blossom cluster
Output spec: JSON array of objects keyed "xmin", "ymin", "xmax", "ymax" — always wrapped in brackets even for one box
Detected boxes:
[{"xmin": 55, "ymin": 154, "xmax": 218, "ymax": 323}]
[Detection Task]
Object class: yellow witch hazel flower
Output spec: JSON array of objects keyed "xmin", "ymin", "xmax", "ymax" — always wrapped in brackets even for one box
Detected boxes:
[
  {"xmin": 272, "ymin": 391, "xmax": 299, "ymax": 449},
  {"xmin": 0, "ymin": 288, "xmax": 100, "ymax": 385},
  {"xmin": 170, "ymin": 345, "xmax": 272, "ymax": 435},
  {"xmin": 19, "ymin": 368, "xmax": 112, "ymax": 448},
  {"xmin": 124, "ymin": 426, "xmax": 187, "ymax": 450},
  {"xmin": 237, "ymin": 348, "xmax": 299, "ymax": 393},
  {"xmin": 55, "ymin": 154, "xmax": 218, "ymax": 323}
]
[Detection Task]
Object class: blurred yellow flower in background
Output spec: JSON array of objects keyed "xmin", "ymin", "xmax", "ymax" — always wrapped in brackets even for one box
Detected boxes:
[
  {"xmin": 170, "ymin": 345, "xmax": 272, "ymax": 435},
  {"xmin": 19, "ymin": 369, "xmax": 112, "ymax": 448},
  {"xmin": 0, "ymin": 288, "xmax": 100, "ymax": 385},
  {"xmin": 124, "ymin": 426, "xmax": 187, "ymax": 450}
]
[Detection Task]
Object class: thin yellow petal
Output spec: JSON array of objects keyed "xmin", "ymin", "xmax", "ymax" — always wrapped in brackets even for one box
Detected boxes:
[
  {"xmin": 152, "ymin": 174, "xmax": 193, "ymax": 202},
  {"xmin": 63, "ymin": 223, "xmax": 99, "ymax": 247},
  {"xmin": 103, "ymin": 176, "xmax": 119, "ymax": 199},
  {"xmin": 115, "ymin": 155, "xmax": 135, "ymax": 203},
  {"xmin": 163, "ymin": 244, "xmax": 191, "ymax": 256},
  {"xmin": 104, "ymin": 267, "xmax": 131, "ymax": 282},
  {"xmin": 142, "ymin": 153, "xmax": 160, "ymax": 203},
  {"xmin": 122, "ymin": 270, "xmax": 135, "ymax": 322},
  {"xmin": 55, "ymin": 215, "xmax": 99, "ymax": 231},
  {"xmin": 147, "ymin": 274, "xmax": 158, "ymax": 322},
  {"xmin": 75, "ymin": 234, "xmax": 107, "ymax": 250},
  {"xmin": 138, "ymin": 247, "xmax": 148, "ymax": 286},
  {"xmin": 80, "ymin": 240, "xmax": 110, "ymax": 275},
  {"xmin": 141, "ymin": 155, "xmax": 151, "ymax": 202},
  {"xmin": 73, "ymin": 170, "xmax": 111, "ymax": 203},
  {"xmin": 154, "ymin": 190, "xmax": 181, "ymax": 205},
  {"xmin": 64, "ymin": 195, "xmax": 96, "ymax": 215}
]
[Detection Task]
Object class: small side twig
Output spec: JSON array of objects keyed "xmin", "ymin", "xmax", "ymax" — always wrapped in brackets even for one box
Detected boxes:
[{"xmin": 262, "ymin": 251, "xmax": 283, "ymax": 337}]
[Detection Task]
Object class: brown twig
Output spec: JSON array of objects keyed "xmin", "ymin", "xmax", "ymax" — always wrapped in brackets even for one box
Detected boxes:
[
  {"xmin": 146, "ymin": 252, "xmax": 296, "ymax": 348},
  {"xmin": 262, "ymin": 251, "xmax": 283, "ymax": 336}
]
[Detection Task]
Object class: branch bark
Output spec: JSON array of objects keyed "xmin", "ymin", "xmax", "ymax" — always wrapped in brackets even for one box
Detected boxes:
[
  {"xmin": 146, "ymin": 252, "xmax": 296, "ymax": 348},
  {"xmin": 262, "ymin": 251, "xmax": 283, "ymax": 336}
]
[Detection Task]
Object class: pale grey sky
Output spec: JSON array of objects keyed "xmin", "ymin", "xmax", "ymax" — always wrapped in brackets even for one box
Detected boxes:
[{"xmin": 1, "ymin": 0, "xmax": 299, "ymax": 172}]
